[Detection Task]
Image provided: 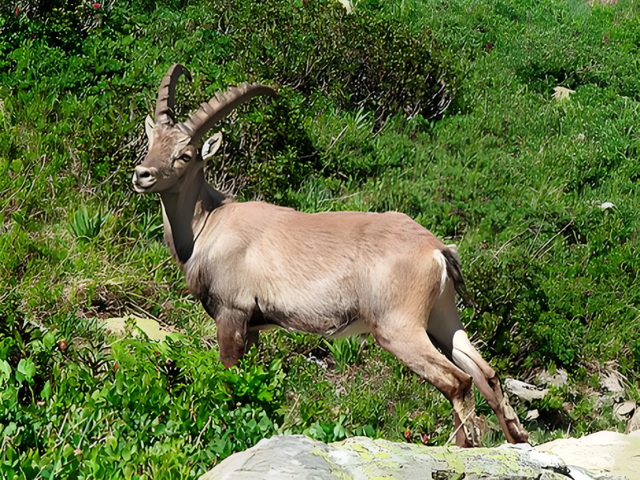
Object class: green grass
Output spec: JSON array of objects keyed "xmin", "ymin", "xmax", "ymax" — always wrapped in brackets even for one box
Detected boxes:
[{"xmin": 1, "ymin": 0, "xmax": 639, "ymax": 477}]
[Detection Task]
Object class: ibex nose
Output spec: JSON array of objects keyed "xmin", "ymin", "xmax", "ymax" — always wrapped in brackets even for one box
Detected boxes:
[{"xmin": 132, "ymin": 166, "xmax": 158, "ymax": 192}]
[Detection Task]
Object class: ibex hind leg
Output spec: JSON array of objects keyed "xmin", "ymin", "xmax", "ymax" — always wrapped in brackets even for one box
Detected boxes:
[
  {"xmin": 372, "ymin": 320, "xmax": 481, "ymax": 448},
  {"xmin": 448, "ymin": 331, "xmax": 529, "ymax": 444},
  {"xmin": 427, "ymin": 283, "xmax": 529, "ymax": 444}
]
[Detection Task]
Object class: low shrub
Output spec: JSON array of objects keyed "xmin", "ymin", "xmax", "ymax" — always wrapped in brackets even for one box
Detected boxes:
[{"xmin": 0, "ymin": 315, "xmax": 284, "ymax": 478}]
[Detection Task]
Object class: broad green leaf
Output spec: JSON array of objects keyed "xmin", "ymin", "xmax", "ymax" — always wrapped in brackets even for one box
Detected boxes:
[
  {"xmin": 17, "ymin": 358, "xmax": 36, "ymax": 383},
  {"xmin": 41, "ymin": 380, "xmax": 52, "ymax": 400},
  {"xmin": 0, "ymin": 359, "xmax": 10, "ymax": 385},
  {"xmin": 43, "ymin": 332, "xmax": 56, "ymax": 351}
]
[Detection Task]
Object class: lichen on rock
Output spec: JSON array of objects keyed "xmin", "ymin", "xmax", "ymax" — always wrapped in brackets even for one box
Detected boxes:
[{"xmin": 199, "ymin": 435, "xmax": 608, "ymax": 480}]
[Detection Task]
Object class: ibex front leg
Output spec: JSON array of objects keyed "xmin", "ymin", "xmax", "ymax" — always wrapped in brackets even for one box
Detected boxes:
[
  {"xmin": 246, "ymin": 330, "xmax": 260, "ymax": 353},
  {"xmin": 212, "ymin": 306, "xmax": 251, "ymax": 369}
]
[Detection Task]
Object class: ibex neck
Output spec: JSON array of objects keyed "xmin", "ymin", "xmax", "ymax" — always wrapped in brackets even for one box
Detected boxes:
[{"xmin": 159, "ymin": 168, "xmax": 227, "ymax": 265}]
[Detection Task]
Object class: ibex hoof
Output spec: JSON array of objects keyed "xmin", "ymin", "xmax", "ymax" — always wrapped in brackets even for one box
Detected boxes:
[{"xmin": 462, "ymin": 419, "xmax": 482, "ymax": 448}]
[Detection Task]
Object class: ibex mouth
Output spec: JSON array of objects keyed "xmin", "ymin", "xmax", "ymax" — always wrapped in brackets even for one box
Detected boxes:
[
  {"xmin": 132, "ymin": 166, "xmax": 157, "ymax": 193},
  {"xmin": 132, "ymin": 180, "xmax": 154, "ymax": 193}
]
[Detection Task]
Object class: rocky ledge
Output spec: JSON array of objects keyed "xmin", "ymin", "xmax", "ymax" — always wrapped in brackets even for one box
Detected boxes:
[{"xmin": 199, "ymin": 432, "xmax": 637, "ymax": 480}]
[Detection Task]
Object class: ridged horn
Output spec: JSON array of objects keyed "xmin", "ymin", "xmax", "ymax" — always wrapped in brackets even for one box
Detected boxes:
[
  {"xmin": 155, "ymin": 64, "xmax": 191, "ymax": 125},
  {"xmin": 178, "ymin": 83, "xmax": 277, "ymax": 143}
]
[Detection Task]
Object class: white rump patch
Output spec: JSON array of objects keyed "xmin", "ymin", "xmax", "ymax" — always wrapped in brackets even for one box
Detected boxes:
[{"xmin": 433, "ymin": 250, "xmax": 448, "ymax": 295}]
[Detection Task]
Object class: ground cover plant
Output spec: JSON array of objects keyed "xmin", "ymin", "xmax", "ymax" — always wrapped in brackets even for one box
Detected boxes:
[{"xmin": 1, "ymin": 0, "xmax": 639, "ymax": 477}]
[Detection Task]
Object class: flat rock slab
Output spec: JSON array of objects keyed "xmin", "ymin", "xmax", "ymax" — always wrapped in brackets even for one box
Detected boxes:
[
  {"xmin": 104, "ymin": 315, "xmax": 169, "ymax": 341},
  {"xmin": 201, "ymin": 435, "xmax": 580, "ymax": 480},
  {"xmin": 536, "ymin": 430, "xmax": 640, "ymax": 480}
]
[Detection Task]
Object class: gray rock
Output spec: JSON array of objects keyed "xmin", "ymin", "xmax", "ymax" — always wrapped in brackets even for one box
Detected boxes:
[
  {"xmin": 536, "ymin": 430, "xmax": 640, "ymax": 480},
  {"xmin": 200, "ymin": 435, "xmax": 594, "ymax": 480},
  {"xmin": 626, "ymin": 407, "xmax": 640, "ymax": 434},
  {"xmin": 525, "ymin": 409, "xmax": 540, "ymax": 421},
  {"xmin": 536, "ymin": 369, "xmax": 568, "ymax": 388},
  {"xmin": 504, "ymin": 378, "xmax": 549, "ymax": 402},
  {"xmin": 613, "ymin": 401, "xmax": 636, "ymax": 422},
  {"xmin": 600, "ymin": 370, "xmax": 626, "ymax": 399}
]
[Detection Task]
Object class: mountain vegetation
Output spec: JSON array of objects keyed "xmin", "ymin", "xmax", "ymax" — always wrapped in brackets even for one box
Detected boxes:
[{"xmin": 1, "ymin": 0, "xmax": 639, "ymax": 477}]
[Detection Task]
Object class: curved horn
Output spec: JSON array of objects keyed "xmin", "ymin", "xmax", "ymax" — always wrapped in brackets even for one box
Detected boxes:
[
  {"xmin": 178, "ymin": 83, "xmax": 277, "ymax": 143},
  {"xmin": 155, "ymin": 64, "xmax": 192, "ymax": 125}
]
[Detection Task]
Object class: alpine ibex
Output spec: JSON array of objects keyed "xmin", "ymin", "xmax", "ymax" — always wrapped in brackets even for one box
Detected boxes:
[{"xmin": 132, "ymin": 64, "xmax": 529, "ymax": 447}]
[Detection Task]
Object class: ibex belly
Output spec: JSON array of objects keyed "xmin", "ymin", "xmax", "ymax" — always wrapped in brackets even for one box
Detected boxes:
[
  {"xmin": 248, "ymin": 318, "xmax": 369, "ymax": 338},
  {"xmin": 252, "ymin": 301, "xmax": 361, "ymax": 337}
]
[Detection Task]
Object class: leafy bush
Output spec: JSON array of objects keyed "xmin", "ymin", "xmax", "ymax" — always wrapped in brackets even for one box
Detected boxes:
[
  {"xmin": 0, "ymin": 316, "xmax": 284, "ymax": 478},
  {"xmin": 1, "ymin": 0, "xmax": 100, "ymax": 52},
  {"xmin": 217, "ymin": 0, "xmax": 455, "ymax": 121}
]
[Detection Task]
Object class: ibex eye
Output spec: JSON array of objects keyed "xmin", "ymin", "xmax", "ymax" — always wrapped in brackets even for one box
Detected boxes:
[{"xmin": 180, "ymin": 154, "xmax": 191, "ymax": 162}]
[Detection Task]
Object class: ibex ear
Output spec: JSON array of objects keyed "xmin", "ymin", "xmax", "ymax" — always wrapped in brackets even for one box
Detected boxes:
[
  {"xmin": 202, "ymin": 132, "xmax": 223, "ymax": 161},
  {"xmin": 145, "ymin": 115, "xmax": 155, "ymax": 146}
]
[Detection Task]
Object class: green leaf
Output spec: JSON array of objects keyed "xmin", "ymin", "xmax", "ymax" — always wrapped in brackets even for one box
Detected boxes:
[
  {"xmin": 0, "ymin": 359, "xmax": 11, "ymax": 386},
  {"xmin": 41, "ymin": 380, "xmax": 52, "ymax": 400},
  {"xmin": 43, "ymin": 332, "xmax": 56, "ymax": 351},
  {"xmin": 3, "ymin": 422, "xmax": 17, "ymax": 438},
  {"xmin": 9, "ymin": 159, "xmax": 23, "ymax": 172},
  {"xmin": 16, "ymin": 358, "xmax": 36, "ymax": 383},
  {"xmin": 122, "ymin": 445, "xmax": 132, "ymax": 462}
]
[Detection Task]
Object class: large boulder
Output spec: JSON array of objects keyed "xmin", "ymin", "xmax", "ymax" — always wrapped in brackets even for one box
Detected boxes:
[
  {"xmin": 536, "ymin": 430, "xmax": 640, "ymax": 480},
  {"xmin": 199, "ymin": 435, "xmax": 614, "ymax": 480}
]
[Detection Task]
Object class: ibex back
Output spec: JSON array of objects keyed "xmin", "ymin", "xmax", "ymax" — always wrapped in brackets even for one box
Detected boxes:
[{"xmin": 132, "ymin": 64, "xmax": 529, "ymax": 447}]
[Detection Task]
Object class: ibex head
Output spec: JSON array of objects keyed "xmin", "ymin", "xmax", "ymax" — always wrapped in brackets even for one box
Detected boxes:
[{"xmin": 133, "ymin": 64, "xmax": 277, "ymax": 194}]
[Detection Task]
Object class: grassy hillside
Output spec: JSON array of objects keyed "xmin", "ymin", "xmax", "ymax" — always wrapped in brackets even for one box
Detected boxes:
[{"xmin": 1, "ymin": 0, "xmax": 639, "ymax": 478}]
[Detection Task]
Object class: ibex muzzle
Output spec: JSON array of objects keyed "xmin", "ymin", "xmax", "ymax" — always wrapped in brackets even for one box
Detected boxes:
[{"xmin": 133, "ymin": 64, "xmax": 529, "ymax": 448}]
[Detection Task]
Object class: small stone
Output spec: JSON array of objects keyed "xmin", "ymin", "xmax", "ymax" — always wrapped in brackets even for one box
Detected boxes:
[
  {"xmin": 600, "ymin": 369, "xmax": 626, "ymax": 398},
  {"xmin": 337, "ymin": 0, "xmax": 353, "ymax": 14},
  {"xmin": 613, "ymin": 400, "xmax": 636, "ymax": 421},
  {"xmin": 536, "ymin": 369, "xmax": 568, "ymax": 387},
  {"xmin": 504, "ymin": 378, "xmax": 549, "ymax": 402},
  {"xmin": 552, "ymin": 86, "xmax": 575, "ymax": 101},
  {"xmin": 625, "ymin": 407, "xmax": 640, "ymax": 434},
  {"xmin": 525, "ymin": 409, "xmax": 540, "ymax": 421}
]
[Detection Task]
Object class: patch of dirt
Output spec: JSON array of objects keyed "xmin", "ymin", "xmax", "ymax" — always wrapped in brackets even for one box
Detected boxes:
[{"xmin": 73, "ymin": 284, "xmax": 126, "ymax": 319}]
